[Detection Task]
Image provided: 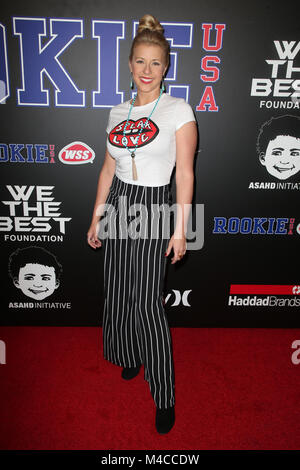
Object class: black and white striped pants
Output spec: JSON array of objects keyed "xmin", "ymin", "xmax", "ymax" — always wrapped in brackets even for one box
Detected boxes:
[{"xmin": 101, "ymin": 174, "xmax": 175, "ymax": 409}]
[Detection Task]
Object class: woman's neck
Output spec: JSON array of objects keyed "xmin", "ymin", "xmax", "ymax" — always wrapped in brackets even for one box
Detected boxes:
[{"xmin": 132, "ymin": 89, "xmax": 161, "ymax": 107}]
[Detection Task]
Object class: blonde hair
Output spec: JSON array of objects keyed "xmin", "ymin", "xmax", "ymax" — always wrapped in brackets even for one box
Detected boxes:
[{"xmin": 129, "ymin": 14, "xmax": 170, "ymax": 68}]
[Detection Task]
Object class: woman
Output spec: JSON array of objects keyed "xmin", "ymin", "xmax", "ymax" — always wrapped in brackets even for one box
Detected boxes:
[{"xmin": 87, "ymin": 13, "xmax": 197, "ymax": 434}]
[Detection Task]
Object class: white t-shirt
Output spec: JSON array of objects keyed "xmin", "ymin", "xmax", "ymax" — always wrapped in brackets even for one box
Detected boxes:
[{"xmin": 105, "ymin": 93, "xmax": 196, "ymax": 186}]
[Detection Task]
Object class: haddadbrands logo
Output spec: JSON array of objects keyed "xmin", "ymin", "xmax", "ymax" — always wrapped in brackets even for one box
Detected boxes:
[
  {"xmin": 228, "ymin": 284, "xmax": 300, "ymax": 307},
  {"xmin": 58, "ymin": 141, "xmax": 95, "ymax": 165}
]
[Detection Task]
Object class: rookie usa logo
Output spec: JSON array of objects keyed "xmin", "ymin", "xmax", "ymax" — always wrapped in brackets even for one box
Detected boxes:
[
  {"xmin": 1, "ymin": 18, "xmax": 225, "ymax": 111},
  {"xmin": 213, "ymin": 217, "xmax": 298, "ymax": 235},
  {"xmin": 0, "ymin": 142, "xmax": 55, "ymax": 163},
  {"xmin": 228, "ymin": 284, "xmax": 300, "ymax": 307}
]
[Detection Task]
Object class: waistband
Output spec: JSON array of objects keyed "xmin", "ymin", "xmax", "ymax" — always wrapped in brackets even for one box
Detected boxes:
[{"xmin": 111, "ymin": 174, "xmax": 170, "ymax": 192}]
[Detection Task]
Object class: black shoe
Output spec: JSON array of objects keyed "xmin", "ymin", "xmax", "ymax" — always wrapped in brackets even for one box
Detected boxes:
[
  {"xmin": 121, "ymin": 364, "xmax": 141, "ymax": 380},
  {"xmin": 155, "ymin": 405, "xmax": 175, "ymax": 434}
]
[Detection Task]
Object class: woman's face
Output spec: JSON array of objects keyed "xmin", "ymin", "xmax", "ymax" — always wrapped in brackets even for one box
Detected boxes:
[{"xmin": 129, "ymin": 43, "xmax": 167, "ymax": 97}]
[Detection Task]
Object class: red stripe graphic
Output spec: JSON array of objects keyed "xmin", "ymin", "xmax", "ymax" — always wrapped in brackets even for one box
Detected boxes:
[{"xmin": 230, "ymin": 284, "xmax": 300, "ymax": 295}]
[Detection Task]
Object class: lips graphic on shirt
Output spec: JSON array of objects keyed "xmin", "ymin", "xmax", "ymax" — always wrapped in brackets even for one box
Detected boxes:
[{"xmin": 109, "ymin": 118, "xmax": 159, "ymax": 149}]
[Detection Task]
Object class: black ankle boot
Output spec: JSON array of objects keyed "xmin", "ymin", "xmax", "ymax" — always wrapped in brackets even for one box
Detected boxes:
[
  {"xmin": 121, "ymin": 364, "xmax": 141, "ymax": 380},
  {"xmin": 155, "ymin": 405, "xmax": 175, "ymax": 434}
]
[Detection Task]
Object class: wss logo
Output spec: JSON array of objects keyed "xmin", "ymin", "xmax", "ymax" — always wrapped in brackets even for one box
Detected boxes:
[{"xmin": 58, "ymin": 141, "xmax": 95, "ymax": 165}]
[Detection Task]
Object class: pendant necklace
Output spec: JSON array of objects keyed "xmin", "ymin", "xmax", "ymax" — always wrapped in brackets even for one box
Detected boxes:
[{"xmin": 122, "ymin": 88, "xmax": 163, "ymax": 180}]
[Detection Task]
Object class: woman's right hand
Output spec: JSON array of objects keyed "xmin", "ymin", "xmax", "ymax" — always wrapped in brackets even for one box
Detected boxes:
[{"xmin": 87, "ymin": 221, "xmax": 102, "ymax": 249}]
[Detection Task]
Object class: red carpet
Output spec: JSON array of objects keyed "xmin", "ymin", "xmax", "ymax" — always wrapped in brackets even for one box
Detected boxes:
[{"xmin": 0, "ymin": 327, "xmax": 299, "ymax": 450}]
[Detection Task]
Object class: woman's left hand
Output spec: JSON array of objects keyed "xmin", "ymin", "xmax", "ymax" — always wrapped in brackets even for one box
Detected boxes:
[{"xmin": 165, "ymin": 233, "xmax": 187, "ymax": 264}]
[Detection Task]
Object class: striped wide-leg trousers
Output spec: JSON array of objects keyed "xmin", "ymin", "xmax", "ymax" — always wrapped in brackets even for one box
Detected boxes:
[{"xmin": 101, "ymin": 174, "xmax": 175, "ymax": 409}]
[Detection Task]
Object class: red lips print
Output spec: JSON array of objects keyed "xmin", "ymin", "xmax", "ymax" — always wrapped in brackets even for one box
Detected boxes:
[{"xmin": 108, "ymin": 118, "xmax": 159, "ymax": 149}]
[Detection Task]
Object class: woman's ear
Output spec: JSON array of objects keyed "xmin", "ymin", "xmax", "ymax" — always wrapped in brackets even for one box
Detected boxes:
[{"xmin": 128, "ymin": 60, "xmax": 132, "ymax": 73}]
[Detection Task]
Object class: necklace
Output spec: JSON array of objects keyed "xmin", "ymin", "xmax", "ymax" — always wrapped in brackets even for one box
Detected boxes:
[{"xmin": 122, "ymin": 88, "xmax": 163, "ymax": 180}]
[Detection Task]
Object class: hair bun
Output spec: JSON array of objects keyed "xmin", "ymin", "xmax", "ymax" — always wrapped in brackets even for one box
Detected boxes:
[{"xmin": 137, "ymin": 14, "xmax": 164, "ymax": 35}]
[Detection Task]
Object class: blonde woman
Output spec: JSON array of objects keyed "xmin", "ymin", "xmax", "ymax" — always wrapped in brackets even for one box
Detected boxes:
[{"xmin": 87, "ymin": 13, "xmax": 197, "ymax": 434}]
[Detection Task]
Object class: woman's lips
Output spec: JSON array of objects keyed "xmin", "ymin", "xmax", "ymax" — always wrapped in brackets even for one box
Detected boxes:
[{"xmin": 140, "ymin": 77, "xmax": 153, "ymax": 84}]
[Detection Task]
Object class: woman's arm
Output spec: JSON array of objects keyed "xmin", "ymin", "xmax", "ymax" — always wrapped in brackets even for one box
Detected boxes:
[
  {"xmin": 166, "ymin": 120, "xmax": 197, "ymax": 263},
  {"xmin": 87, "ymin": 148, "xmax": 116, "ymax": 249}
]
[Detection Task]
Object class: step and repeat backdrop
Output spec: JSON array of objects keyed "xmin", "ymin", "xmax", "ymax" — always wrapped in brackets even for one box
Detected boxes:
[{"xmin": 0, "ymin": 0, "xmax": 299, "ymax": 326}]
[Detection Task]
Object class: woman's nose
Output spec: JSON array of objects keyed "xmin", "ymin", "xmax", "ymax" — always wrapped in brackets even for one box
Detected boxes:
[{"xmin": 143, "ymin": 63, "xmax": 151, "ymax": 74}]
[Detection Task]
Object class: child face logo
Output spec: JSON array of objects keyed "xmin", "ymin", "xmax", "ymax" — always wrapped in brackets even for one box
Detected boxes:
[
  {"xmin": 259, "ymin": 135, "xmax": 300, "ymax": 180},
  {"xmin": 13, "ymin": 263, "xmax": 60, "ymax": 300}
]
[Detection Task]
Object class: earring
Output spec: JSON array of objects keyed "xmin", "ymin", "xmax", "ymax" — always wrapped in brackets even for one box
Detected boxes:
[
  {"xmin": 161, "ymin": 79, "xmax": 166, "ymax": 92},
  {"xmin": 130, "ymin": 72, "xmax": 134, "ymax": 90}
]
